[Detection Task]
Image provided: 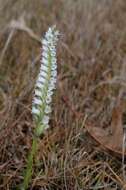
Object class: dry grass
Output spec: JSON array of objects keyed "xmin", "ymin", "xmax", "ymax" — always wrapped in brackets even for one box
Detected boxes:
[{"xmin": 0, "ymin": 0, "xmax": 126, "ymax": 189}]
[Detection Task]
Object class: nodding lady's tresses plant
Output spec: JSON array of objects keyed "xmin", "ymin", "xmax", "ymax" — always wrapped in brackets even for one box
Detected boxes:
[{"xmin": 21, "ymin": 26, "xmax": 59, "ymax": 190}]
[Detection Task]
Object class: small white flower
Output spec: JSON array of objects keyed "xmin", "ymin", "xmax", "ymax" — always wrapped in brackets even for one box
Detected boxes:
[
  {"xmin": 51, "ymin": 51, "xmax": 56, "ymax": 57},
  {"xmin": 49, "ymin": 83, "xmax": 55, "ymax": 91},
  {"xmin": 47, "ymin": 89, "xmax": 53, "ymax": 96},
  {"xmin": 36, "ymin": 81, "xmax": 44, "ymax": 89},
  {"xmin": 33, "ymin": 98, "xmax": 42, "ymax": 105},
  {"xmin": 32, "ymin": 107, "xmax": 40, "ymax": 115},
  {"xmin": 51, "ymin": 64, "xmax": 57, "ymax": 71},
  {"xmin": 43, "ymin": 45, "xmax": 49, "ymax": 52},
  {"xmin": 52, "ymin": 58, "xmax": 56, "ymax": 62},
  {"xmin": 39, "ymin": 70, "xmax": 47, "ymax": 78},
  {"xmin": 46, "ymin": 95, "xmax": 52, "ymax": 104},
  {"xmin": 51, "ymin": 70, "xmax": 57, "ymax": 77},
  {"xmin": 41, "ymin": 57, "xmax": 48, "ymax": 65},
  {"xmin": 42, "ymin": 39, "xmax": 48, "ymax": 46},
  {"xmin": 37, "ymin": 76, "xmax": 46, "ymax": 84},
  {"xmin": 40, "ymin": 65, "xmax": 48, "ymax": 72},
  {"xmin": 35, "ymin": 89, "xmax": 42, "ymax": 97},
  {"xmin": 42, "ymin": 115, "xmax": 50, "ymax": 125},
  {"xmin": 51, "ymin": 78, "xmax": 57, "ymax": 84},
  {"xmin": 42, "ymin": 52, "xmax": 49, "ymax": 59},
  {"xmin": 45, "ymin": 105, "xmax": 51, "ymax": 114}
]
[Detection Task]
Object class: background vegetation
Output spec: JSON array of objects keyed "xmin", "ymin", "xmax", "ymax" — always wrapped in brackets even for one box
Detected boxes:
[{"xmin": 0, "ymin": 0, "xmax": 126, "ymax": 189}]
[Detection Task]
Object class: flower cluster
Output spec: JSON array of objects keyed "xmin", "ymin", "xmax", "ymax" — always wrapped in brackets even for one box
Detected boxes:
[{"xmin": 32, "ymin": 26, "xmax": 59, "ymax": 136}]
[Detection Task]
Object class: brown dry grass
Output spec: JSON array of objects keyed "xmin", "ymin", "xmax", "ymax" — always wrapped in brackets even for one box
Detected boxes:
[{"xmin": 0, "ymin": 0, "xmax": 126, "ymax": 189}]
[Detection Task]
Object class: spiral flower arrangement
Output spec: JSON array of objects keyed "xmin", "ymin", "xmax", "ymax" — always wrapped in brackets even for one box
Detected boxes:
[{"xmin": 32, "ymin": 26, "xmax": 59, "ymax": 136}]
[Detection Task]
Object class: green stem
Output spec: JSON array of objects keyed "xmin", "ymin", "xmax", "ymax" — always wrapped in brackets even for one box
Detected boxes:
[{"xmin": 21, "ymin": 136, "xmax": 38, "ymax": 190}]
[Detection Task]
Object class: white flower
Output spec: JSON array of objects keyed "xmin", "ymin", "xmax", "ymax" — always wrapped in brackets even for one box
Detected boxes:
[
  {"xmin": 32, "ymin": 107, "xmax": 40, "ymax": 115},
  {"xmin": 45, "ymin": 105, "xmax": 51, "ymax": 114},
  {"xmin": 37, "ymin": 76, "xmax": 46, "ymax": 84},
  {"xmin": 42, "ymin": 39, "xmax": 48, "ymax": 46},
  {"xmin": 42, "ymin": 115, "xmax": 50, "ymax": 125},
  {"xmin": 42, "ymin": 52, "xmax": 49, "ymax": 59},
  {"xmin": 41, "ymin": 57, "xmax": 48, "ymax": 65},
  {"xmin": 46, "ymin": 95, "xmax": 52, "ymax": 104},
  {"xmin": 38, "ymin": 70, "xmax": 47, "ymax": 78},
  {"xmin": 33, "ymin": 98, "xmax": 42, "ymax": 105},
  {"xmin": 40, "ymin": 65, "xmax": 48, "ymax": 72},
  {"xmin": 32, "ymin": 26, "xmax": 59, "ymax": 136},
  {"xmin": 35, "ymin": 89, "xmax": 42, "ymax": 97},
  {"xmin": 36, "ymin": 82, "xmax": 44, "ymax": 89}
]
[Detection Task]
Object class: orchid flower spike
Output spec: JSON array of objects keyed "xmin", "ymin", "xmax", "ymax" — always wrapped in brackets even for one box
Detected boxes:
[{"xmin": 32, "ymin": 26, "xmax": 59, "ymax": 136}]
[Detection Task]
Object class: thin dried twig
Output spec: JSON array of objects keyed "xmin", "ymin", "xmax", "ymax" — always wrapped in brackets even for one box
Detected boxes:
[
  {"xmin": 0, "ymin": 28, "xmax": 15, "ymax": 66},
  {"xmin": 9, "ymin": 17, "xmax": 41, "ymax": 43}
]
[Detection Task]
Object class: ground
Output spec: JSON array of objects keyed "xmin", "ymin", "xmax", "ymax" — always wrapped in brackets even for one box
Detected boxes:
[{"xmin": 0, "ymin": 0, "xmax": 126, "ymax": 189}]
